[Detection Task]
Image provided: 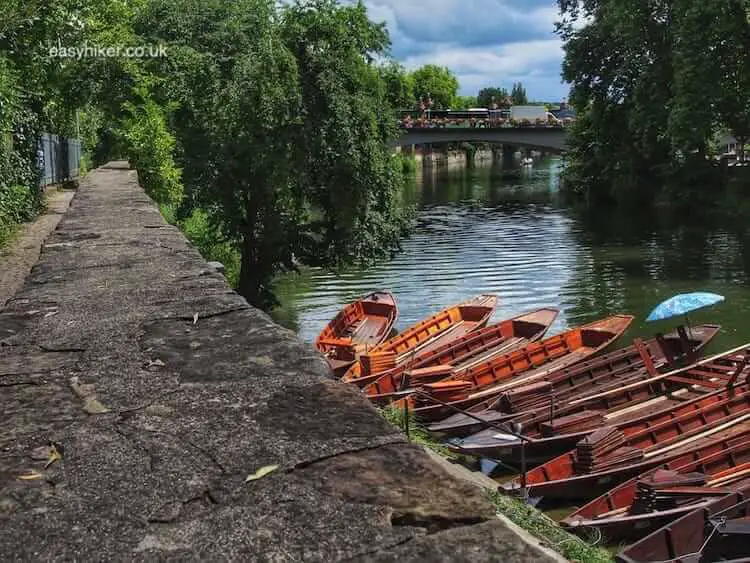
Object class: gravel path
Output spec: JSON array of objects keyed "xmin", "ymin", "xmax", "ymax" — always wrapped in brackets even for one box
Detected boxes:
[{"xmin": 0, "ymin": 188, "xmax": 75, "ymax": 308}]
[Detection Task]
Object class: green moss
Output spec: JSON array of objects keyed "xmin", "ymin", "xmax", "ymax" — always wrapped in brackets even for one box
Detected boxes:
[
  {"xmin": 378, "ymin": 404, "xmax": 458, "ymax": 459},
  {"xmin": 488, "ymin": 491, "xmax": 614, "ymax": 563}
]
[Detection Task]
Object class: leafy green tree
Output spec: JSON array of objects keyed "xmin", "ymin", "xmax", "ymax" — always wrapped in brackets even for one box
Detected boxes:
[
  {"xmin": 281, "ymin": 0, "xmax": 408, "ymax": 269},
  {"xmin": 379, "ymin": 60, "xmax": 415, "ymax": 109},
  {"xmin": 453, "ymin": 95, "xmax": 478, "ymax": 109},
  {"xmin": 477, "ymin": 87, "xmax": 509, "ymax": 108},
  {"xmin": 510, "ymin": 82, "xmax": 528, "ymax": 105},
  {"xmin": 410, "ymin": 64, "xmax": 459, "ymax": 109},
  {"xmin": 717, "ymin": 0, "xmax": 750, "ymax": 162}
]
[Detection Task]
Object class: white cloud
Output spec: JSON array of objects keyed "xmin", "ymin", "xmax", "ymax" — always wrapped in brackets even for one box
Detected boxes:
[{"xmin": 363, "ymin": 0, "xmax": 568, "ymax": 100}]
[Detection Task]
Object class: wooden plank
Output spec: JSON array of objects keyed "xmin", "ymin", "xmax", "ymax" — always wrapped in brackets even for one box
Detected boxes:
[{"xmin": 634, "ymin": 337, "xmax": 659, "ymax": 376}]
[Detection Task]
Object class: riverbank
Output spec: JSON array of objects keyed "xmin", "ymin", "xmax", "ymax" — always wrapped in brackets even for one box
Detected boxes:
[
  {"xmin": 379, "ymin": 406, "xmax": 614, "ymax": 563},
  {"xmin": 0, "ymin": 162, "xmax": 556, "ymax": 561}
]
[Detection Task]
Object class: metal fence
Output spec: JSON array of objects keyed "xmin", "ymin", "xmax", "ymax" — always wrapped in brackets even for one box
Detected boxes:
[{"xmin": 38, "ymin": 133, "xmax": 81, "ymax": 187}]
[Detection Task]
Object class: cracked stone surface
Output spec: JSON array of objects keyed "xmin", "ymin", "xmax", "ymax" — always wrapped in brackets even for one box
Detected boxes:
[{"xmin": 0, "ymin": 162, "xmax": 553, "ymax": 561}]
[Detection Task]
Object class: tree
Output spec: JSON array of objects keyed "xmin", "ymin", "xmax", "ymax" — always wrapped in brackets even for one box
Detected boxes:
[
  {"xmin": 410, "ymin": 64, "xmax": 459, "ymax": 109},
  {"xmin": 717, "ymin": 0, "xmax": 750, "ymax": 162},
  {"xmin": 557, "ymin": 0, "xmax": 750, "ymax": 202},
  {"xmin": 137, "ymin": 0, "xmax": 409, "ymax": 307},
  {"xmin": 379, "ymin": 60, "xmax": 414, "ymax": 109},
  {"xmin": 453, "ymin": 95, "xmax": 477, "ymax": 109},
  {"xmin": 510, "ymin": 82, "xmax": 527, "ymax": 105},
  {"xmin": 281, "ymin": 0, "xmax": 408, "ymax": 269},
  {"xmin": 477, "ymin": 87, "xmax": 509, "ymax": 108}
]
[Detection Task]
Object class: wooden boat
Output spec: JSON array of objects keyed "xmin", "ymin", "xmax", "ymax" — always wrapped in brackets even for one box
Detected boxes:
[
  {"xmin": 404, "ymin": 315, "xmax": 634, "ymax": 422},
  {"xmin": 340, "ymin": 294, "xmax": 497, "ymax": 385},
  {"xmin": 315, "ymin": 291, "xmax": 398, "ymax": 376},
  {"xmin": 359, "ymin": 308, "xmax": 560, "ymax": 395},
  {"xmin": 446, "ymin": 328, "xmax": 728, "ymax": 463},
  {"xmin": 504, "ymin": 354, "xmax": 750, "ymax": 500},
  {"xmin": 562, "ymin": 433, "xmax": 750, "ymax": 541},
  {"xmin": 617, "ymin": 481, "xmax": 750, "ymax": 563},
  {"xmin": 428, "ymin": 324, "xmax": 721, "ymax": 440}
]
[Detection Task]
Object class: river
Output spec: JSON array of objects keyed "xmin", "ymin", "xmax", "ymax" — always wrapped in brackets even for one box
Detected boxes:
[{"xmin": 271, "ymin": 156, "xmax": 750, "ymax": 354}]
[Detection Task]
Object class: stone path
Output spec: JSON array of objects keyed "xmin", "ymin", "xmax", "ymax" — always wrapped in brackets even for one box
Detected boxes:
[
  {"xmin": 0, "ymin": 163, "xmax": 553, "ymax": 561},
  {"xmin": 0, "ymin": 188, "xmax": 75, "ymax": 308}
]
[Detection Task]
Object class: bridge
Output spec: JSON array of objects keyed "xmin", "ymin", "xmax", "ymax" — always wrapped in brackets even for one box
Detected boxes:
[{"xmin": 395, "ymin": 126, "xmax": 568, "ymax": 152}]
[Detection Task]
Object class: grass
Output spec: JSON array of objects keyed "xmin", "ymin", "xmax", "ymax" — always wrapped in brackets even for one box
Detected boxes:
[
  {"xmin": 378, "ymin": 404, "xmax": 459, "ymax": 459},
  {"xmin": 0, "ymin": 220, "xmax": 23, "ymax": 254},
  {"xmin": 488, "ymin": 490, "xmax": 614, "ymax": 563},
  {"xmin": 378, "ymin": 404, "xmax": 614, "ymax": 561}
]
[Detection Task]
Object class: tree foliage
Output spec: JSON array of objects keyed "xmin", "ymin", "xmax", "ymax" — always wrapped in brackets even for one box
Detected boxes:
[
  {"xmin": 558, "ymin": 0, "xmax": 750, "ymax": 203},
  {"xmin": 3, "ymin": 0, "xmax": 413, "ymax": 308},
  {"xmin": 510, "ymin": 82, "xmax": 528, "ymax": 105},
  {"xmin": 477, "ymin": 87, "xmax": 509, "ymax": 108},
  {"xmin": 134, "ymin": 0, "xmax": 410, "ymax": 307},
  {"xmin": 379, "ymin": 60, "xmax": 415, "ymax": 109},
  {"xmin": 410, "ymin": 64, "xmax": 459, "ymax": 109}
]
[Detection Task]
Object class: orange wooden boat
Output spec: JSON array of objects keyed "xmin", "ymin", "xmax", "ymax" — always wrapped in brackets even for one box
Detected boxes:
[
  {"xmin": 504, "ymin": 350, "xmax": 750, "ymax": 500},
  {"xmin": 616, "ymin": 481, "xmax": 750, "ymax": 563},
  {"xmin": 445, "ymin": 326, "xmax": 725, "ymax": 463},
  {"xmin": 315, "ymin": 291, "xmax": 398, "ymax": 376},
  {"xmin": 340, "ymin": 294, "xmax": 498, "ymax": 384},
  {"xmin": 404, "ymin": 315, "xmax": 634, "ymax": 421},
  {"xmin": 428, "ymin": 324, "xmax": 720, "ymax": 441},
  {"xmin": 562, "ymin": 434, "xmax": 750, "ymax": 541},
  {"xmin": 359, "ymin": 308, "xmax": 559, "ymax": 394}
]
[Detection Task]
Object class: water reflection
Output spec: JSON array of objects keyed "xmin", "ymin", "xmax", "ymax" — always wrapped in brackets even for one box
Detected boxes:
[{"xmin": 273, "ymin": 156, "xmax": 750, "ymax": 353}]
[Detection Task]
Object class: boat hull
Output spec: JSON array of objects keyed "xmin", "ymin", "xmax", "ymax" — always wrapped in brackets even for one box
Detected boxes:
[{"xmin": 617, "ymin": 487, "xmax": 750, "ymax": 563}]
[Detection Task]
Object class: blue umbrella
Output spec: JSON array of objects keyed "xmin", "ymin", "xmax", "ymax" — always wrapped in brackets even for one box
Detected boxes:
[{"xmin": 646, "ymin": 292, "xmax": 725, "ymax": 322}]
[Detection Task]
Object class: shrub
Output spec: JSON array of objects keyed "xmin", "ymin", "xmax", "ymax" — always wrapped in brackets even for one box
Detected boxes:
[{"xmin": 120, "ymin": 98, "xmax": 183, "ymax": 206}]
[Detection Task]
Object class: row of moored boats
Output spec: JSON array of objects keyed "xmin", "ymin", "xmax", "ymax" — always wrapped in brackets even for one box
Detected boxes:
[{"xmin": 315, "ymin": 291, "xmax": 750, "ymax": 562}]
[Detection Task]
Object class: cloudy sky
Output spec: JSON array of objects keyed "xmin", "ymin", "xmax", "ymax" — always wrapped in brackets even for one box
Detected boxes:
[{"xmin": 364, "ymin": 0, "xmax": 568, "ymax": 102}]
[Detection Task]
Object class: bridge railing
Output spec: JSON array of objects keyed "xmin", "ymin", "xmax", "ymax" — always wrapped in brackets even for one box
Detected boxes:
[{"xmin": 397, "ymin": 118, "xmax": 574, "ymax": 130}]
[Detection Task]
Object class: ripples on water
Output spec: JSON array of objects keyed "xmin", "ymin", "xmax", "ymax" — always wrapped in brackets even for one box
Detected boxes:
[{"xmin": 273, "ymin": 156, "xmax": 750, "ymax": 352}]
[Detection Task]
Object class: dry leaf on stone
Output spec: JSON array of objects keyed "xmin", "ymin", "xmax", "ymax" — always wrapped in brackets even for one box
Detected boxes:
[
  {"xmin": 245, "ymin": 465, "xmax": 279, "ymax": 482},
  {"xmin": 83, "ymin": 398, "xmax": 110, "ymax": 414},
  {"xmin": 17, "ymin": 471, "xmax": 43, "ymax": 481},
  {"xmin": 45, "ymin": 444, "xmax": 63, "ymax": 468}
]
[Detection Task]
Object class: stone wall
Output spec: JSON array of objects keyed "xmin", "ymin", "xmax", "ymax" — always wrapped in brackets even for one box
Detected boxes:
[{"xmin": 0, "ymin": 162, "xmax": 552, "ymax": 561}]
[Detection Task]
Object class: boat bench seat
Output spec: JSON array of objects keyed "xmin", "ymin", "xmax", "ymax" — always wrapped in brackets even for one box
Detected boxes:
[{"xmin": 353, "ymin": 317, "xmax": 389, "ymax": 344}]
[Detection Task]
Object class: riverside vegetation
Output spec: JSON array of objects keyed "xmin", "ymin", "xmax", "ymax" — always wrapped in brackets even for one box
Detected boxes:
[{"xmin": 1, "ymin": 0, "xmax": 480, "ymax": 307}]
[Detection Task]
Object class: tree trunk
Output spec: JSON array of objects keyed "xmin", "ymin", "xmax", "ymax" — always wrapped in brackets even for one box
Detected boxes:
[
  {"xmin": 738, "ymin": 136, "xmax": 747, "ymax": 163},
  {"xmin": 237, "ymin": 233, "xmax": 260, "ymax": 306}
]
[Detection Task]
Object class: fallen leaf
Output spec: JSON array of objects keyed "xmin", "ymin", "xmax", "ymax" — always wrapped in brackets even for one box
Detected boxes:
[
  {"xmin": 245, "ymin": 464, "xmax": 278, "ymax": 482},
  {"xmin": 17, "ymin": 471, "xmax": 43, "ymax": 481},
  {"xmin": 83, "ymin": 398, "xmax": 110, "ymax": 414},
  {"xmin": 192, "ymin": 312, "xmax": 199, "ymax": 325},
  {"xmin": 45, "ymin": 444, "xmax": 63, "ymax": 469}
]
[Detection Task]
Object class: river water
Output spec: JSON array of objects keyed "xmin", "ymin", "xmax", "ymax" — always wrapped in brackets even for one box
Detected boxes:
[{"xmin": 272, "ymin": 156, "xmax": 750, "ymax": 354}]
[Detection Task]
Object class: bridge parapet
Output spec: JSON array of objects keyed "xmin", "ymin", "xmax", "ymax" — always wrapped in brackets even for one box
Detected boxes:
[{"xmin": 395, "ymin": 126, "xmax": 568, "ymax": 152}]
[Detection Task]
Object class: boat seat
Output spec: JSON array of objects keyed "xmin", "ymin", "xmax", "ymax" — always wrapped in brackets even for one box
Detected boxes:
[
  {"xmin": 654, "ymin": 332, "xmax": 678, "ymax": 366},
  {"xmin": 676, "ymin": 326, "xmax": 696, "ymax": 363},
  {"xmin": 317, "ymin": 337, "xmax": 353, "ymax": 348},
  {"xmin": 353, "ymin": 317, "xmax": 388, "ymax": 344}
]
